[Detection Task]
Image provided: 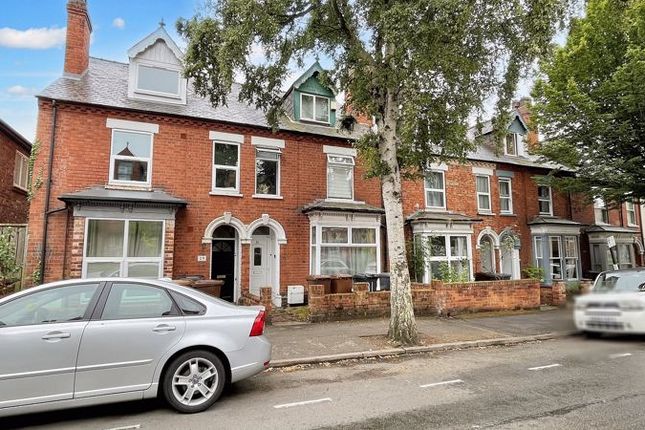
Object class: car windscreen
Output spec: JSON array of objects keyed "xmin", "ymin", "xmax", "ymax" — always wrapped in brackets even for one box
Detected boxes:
[{"xmin": 593, "ymin": 272, "xmax": 645, "ymax": 293}]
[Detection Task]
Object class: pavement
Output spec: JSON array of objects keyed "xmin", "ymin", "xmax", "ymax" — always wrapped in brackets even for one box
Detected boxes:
[{"xmin": 266, "ymin": 307, "xmax": 577, "ymax": 366}]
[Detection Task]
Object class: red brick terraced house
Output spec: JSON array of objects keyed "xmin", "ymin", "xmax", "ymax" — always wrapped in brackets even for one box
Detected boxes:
[{"xmin": 26, "ymin": 0, "xmax": 643, "ymax": 304}]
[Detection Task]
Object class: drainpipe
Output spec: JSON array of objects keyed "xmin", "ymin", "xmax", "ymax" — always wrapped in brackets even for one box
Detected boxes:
[{"xmin": 39, "ymin": 100, "xmax": 58, "ymax": 283}]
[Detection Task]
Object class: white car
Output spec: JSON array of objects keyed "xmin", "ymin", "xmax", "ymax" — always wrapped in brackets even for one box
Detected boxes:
[
  {"xmin": 574, "ymin": 268, "xmax": 645, "ymax": 335},
  {"xmin": 0, "ymin": 278, "xmax": 271, "ymax": 417}
]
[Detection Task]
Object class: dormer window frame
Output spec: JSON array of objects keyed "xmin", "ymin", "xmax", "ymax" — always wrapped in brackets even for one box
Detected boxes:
[
  {"xmin": 133, "ymin": 59, "xmax": 182, "ymax": 100},
  {"xmin": 504, "ymin": 133, "xmax": 522, "ymax": 156},
  {"xmin": 300, "ymin": 92, "xmax": 331, "ymax": 125}
]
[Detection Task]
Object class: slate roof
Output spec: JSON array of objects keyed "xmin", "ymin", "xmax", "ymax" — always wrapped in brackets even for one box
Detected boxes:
[
  {"xmin": 527, "ymin": 216, "xmax": 582, "ymax": 226},
  {"xmin": 301, "ymin": 199, "xmax": 384, "ymax": 214},
  {"xmin": 59, "ymin": 186, "xmax": 187, "ymax": 207},
  {"xmin": 0, "ymin": 118, "xmax": 31, "ymax": 152},
  {"xmin": 584, "ymin": 224, "xmax": 640, "ymax": 234},
  {"xmin": 38, "ymin": 57, "xmax": 366, "ymax": 141}
]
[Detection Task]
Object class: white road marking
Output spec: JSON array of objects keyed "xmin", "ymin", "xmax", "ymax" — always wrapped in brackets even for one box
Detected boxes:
[
  {"xmin": 103, "ymin": 425, "xmax": 141, "ymax": 430},
  {"xmin": 610, "ymin": 353, "xmax": 632, "ymax": 359},
  {"xmin": 273, "ymin": 397, "xmax": 332, "ymax": 409},
  {"xmin": 419, "ymin": 379, "xmax": 464, "ymax": 388},
  {"xmin": 528, "ymin": 363, "xmax": 562, "ymax": 371}
]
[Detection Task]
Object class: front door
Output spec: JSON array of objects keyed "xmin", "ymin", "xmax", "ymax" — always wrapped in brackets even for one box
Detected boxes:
[
  {"xmin": 250, "ymin": 235, "xmax": 271, "ymax": 297},
  {"xmin": 212, "ymin": 240, "xmax": 236, "ymax": 302}
]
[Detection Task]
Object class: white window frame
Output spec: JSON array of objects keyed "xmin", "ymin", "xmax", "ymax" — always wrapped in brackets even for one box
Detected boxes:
[
  {"xmin": 108, "ymin": 129, "xmax": 153, "ymax": 187},
  {"xmin": 254, "ymin": 147, "xmax": 281, "ymax": 198},
  {"xmin": 498, "ymin": 177, "xmax": 513, "ymax": 214},
  {"xmin": 326, "ymin": 154, "xmax": 355, "ymax": 200},
  {"xmin": 534, "ymin": 236, "xmax": 543, "ymax": 269},
  {"xmin": 475, "ymin": 175, "xmax": 492, "ymax": 213},
  {"xmin": 424, "ymin": 170, "xmax": 446, "ymax": 210},
  {"xmin": 309, "ymin": 224, "xmax": 381, "ymax": 276},
  {"xmin": 13, "ymin": 151, "xmax": 29, "ymax": 191},
  {"xmin": 300, "ymin": 92, "xmax": 331, "ymax": 124},
  {"xmin": 549, "ymin": 236, "xmax": 563, "ymax": 280},
  {"xmin": 594, "ymin": 198, "xmax": 609, "ymax": 224},
  {"xmin": 504, "ymin": 133, "xmax": 519, "ymax": 156},
  {"xmin": 626, "ymin": 201, "xmax": 637, "ymax": 226},
  {"xmin": 135, "ymin": 62, "xmax": 181, "ymax": 99},
  {"xmin": 82, "ymin": 218, "xmax": 165, "ymax": 279},
  {"xmin": 212, "ymin": 140, "xmax": 241, "ymax": 195},
  {"xmin": 564, "ymin": 235, "xmax": 579, "ymax": 280},
  {"xmin": 420, "ymin": 234, "xmax": 473, "ymax": 282},
  {"xmin": 538, "ymin": 186, "xmax": 553, "ymax": 216}
]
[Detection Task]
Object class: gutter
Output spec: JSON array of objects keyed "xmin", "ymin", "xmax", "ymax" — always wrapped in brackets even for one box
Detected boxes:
[{"xmin": 39, "ymin": 100, "xmax": 58, "ymax": 283}]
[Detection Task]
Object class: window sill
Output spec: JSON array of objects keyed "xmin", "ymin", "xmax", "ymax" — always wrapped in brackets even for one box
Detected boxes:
[
  {"xmin": 424, "ymin": 206, "xmax": 447, "ymax": 211},
  {"xmin": 209, "ymin": 191, "xmax": 243, "ymax": 197},
  {"xmin": 478, "ymin": 211, "xmax": 495, "ymax": 216},
  {"xmin": 499, "ymin": 213, "xmax": 516, "ymax": 217},
  {"xmin": 538, "ymin": 213, "xmax": 554, "ymax": 217},
  {"xmin": 12, "ymin": 185, "xmax": 28, "ymax": 195},
  {"xmin": 627, "ymin": 223, "xmax": 639, "ymax": 228},
  {"xmin": 106, "ymin": 184, "xmax": 152, "ymax": 191},
  {"xmin": 325, "ymin": 198, "xmax": 364, "ymax": 204},
  {"xmin": 252, "ymin": 194, "xmax": 284, "ymax": 200}
]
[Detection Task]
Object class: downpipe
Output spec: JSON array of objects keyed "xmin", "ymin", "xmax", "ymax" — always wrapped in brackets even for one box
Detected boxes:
[{"xmin": 39, "ymin": 100, "xmax": 58, "ymax": 283}]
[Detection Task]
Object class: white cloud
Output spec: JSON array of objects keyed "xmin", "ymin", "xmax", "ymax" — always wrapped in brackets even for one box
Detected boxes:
[
  {"xmin": 112, "ymin": 17, "xmax": 125, "ymax": 29},
  {"xmin": 0, "ymin": 27, "xmax": 66, "ymax": 49},
  {"xmin": 6, "ymin": 85, "xmax": 38, "ymax": 96}
]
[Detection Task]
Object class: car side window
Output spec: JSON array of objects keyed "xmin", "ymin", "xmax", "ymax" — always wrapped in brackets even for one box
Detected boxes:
[
  {"xmin": 170, "ymin": 291, "xmax": 206, "ymax": 316},
  {"xmin": 101, "ymin": 283, "xmax": 176, "ymax": 320},
  {"xmin": 0, "ymin": 283, "xmax": 100, "ymax": 328}
]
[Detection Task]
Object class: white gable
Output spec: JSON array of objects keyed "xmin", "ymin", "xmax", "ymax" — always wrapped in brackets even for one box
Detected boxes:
[{"xmin": 138, "ymin": 40, "xmax": 182, "ymax": 66}]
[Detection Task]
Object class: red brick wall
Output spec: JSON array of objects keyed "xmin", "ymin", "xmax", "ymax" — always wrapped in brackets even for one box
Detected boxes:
[
  {"xmin": 25, "ymin": 101, "xmax": 381, "ymax": 290},
  {"xmin": 0, "ymin": 128, "xmax": 30, "ymax": 224},
  {"xmin": 64, "ymin": 0, "xmax": 91, "ymax": 76},
  {"xmin": 402, "ymin": 161, "xmax": 573, "ymax": 275},
  {"xmin": 307, "ymin": 279, "xmax": 540, "ymax": 321}
]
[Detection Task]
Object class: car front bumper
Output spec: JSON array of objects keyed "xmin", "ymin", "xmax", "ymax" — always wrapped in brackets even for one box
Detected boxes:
[{"xmin": 574, "ymin": 309, "xmax": 645, "ymax": 334}]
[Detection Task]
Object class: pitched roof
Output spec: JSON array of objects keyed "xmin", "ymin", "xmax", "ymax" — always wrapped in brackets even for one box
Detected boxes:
[
  {"xmin": 301, "ymin": 199, "xmax": 384, "ymax": 214},
  {"xmin": 290, "ymin": 62, "xmax": 337, "ymax": 95},
  {"xmin": 0, "ymin": 118, "xmax": 31, "ymax": 152},
  {"xmin": 127, "ymin": 25, "xmax": 183, "ymax": 60},
  {"xmin": 38, "ymin": 58, "xmax": 367, "ymax": 141}
]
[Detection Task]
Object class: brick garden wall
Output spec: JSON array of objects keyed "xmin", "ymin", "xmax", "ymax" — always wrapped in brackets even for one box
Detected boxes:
[{"xmin": 307, "ymin": 279, "xmax": 541, "ymax": 322}]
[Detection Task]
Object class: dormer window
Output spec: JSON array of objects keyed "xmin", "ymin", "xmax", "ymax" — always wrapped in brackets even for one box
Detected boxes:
[
  {"xmin": 301, "ymin": 94, "xmax": 330, "ymax": 123},
  {"xmin": 136, "ymin": 64, "xmax": 180, "ymax": 97},
  {"xmin": 504, "ymin": 133, "xmax": 521, "ymax": 156}
]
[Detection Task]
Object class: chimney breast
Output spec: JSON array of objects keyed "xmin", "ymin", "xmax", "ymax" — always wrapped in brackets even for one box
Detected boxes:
[{"xmin": 64, "ymin": 0, "xmax": 92, "ymax": 77}]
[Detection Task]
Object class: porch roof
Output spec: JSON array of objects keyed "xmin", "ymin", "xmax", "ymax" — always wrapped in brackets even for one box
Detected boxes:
[
  {"xmin": 301, "ymin": 199, "xmax": 384, "ymax": 214},
  {"xmin": 59, "ymin": 187, "xmax": 187, "ymax": 207},
  {"xmin": 527, "ymin": 216, "xmax": 582, "ymax": 226},
  {"xmin": 406, "ymin": 210, "xmax": 481, "ymax": 224}
]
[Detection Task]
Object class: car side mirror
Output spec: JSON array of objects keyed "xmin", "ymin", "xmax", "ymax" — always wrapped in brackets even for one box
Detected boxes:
[{"xmin": 638, "ymin": 283, "xmax": 645, "ymax": 292}]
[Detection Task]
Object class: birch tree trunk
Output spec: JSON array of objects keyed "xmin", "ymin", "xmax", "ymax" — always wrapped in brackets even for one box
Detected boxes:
[{"xmin": 378, "ymin": 90, "xmax": 418, "ymax": 346}]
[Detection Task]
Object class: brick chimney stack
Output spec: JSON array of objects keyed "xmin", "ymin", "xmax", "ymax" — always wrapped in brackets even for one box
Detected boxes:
[
  {"xmin": 64, "ymin": 0, "xmax": 92, "ymax": 78},
  {"xmin": 514, "ymin": 97, "xmax": 539, "ymax": 149}
]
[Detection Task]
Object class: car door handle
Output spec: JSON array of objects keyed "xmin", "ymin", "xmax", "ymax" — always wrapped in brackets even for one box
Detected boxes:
[
  {"xmin": 152, "ymin": 324, "xmax": 176, "ymax": 333},
  {"xmin": 42, "ymin": 331, "xmax": 71, "ymax": 340}
]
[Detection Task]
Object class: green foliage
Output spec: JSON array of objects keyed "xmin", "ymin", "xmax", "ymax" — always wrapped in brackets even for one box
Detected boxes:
[
  {"xmin": 179, "ymin": 0, "xmax": 571, "ymax": 176},
  {"xmin": 566, "ymin": 280, "xmax": 581, "ymax": 297},
  {"xmin": 532, "ymin": 0, "xmax": 645, "ymax": 202},
  {"xmin": 407, "ymin": 237, "xmax": 428, "ymax": 282},
  {"xmin": 27, "ymin": 139, "xmax": 43, "ymax": 202},
  {"xmin": 0, "ymin": 231, "xmax": 22, "ymax": 287},
  {"xmin": 436, "ymin": 261, "xmax": 470, "ymax": 283},
  {"xmin": 522, "ymin": 265, "xmax": 544, "ymax": 281}
]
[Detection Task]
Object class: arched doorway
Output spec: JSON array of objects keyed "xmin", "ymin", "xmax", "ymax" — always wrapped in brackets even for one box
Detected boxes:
[
  {"xmin": 211, "ymin": 225, "xmax": 239, "ymax": 302},
  {"xmin": 479, "ymin": 234, "xmax": 496, "ymax": 273}
]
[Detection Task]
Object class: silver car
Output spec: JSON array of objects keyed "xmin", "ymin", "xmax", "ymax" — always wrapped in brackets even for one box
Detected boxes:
[{"xmin": 0, "ymin": 278, "xmax": 271, "ymax": 417}]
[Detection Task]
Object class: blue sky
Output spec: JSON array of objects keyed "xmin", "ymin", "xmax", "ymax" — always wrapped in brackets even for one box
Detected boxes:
[
  {"xmin": 0, "ymin": 0, "xmax": 199, "ymax": 140},
  {"xmin": 1, "ymin": 1, "xmax": 561, "ymax": 142}
]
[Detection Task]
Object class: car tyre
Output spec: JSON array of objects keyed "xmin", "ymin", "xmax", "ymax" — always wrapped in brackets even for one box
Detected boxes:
[
  {"xmin": 583, "ymin": 330, "xmax": 602, "ymax": 339},
  {"xmin": 162, "ymin": 350, "xmax": 226, "ymax": 413}
]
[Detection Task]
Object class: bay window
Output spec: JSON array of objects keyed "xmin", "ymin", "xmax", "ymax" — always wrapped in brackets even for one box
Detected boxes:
[
  {"xmin": 255, "ymin": 148, "xmax": 280, "ymax": 196},
  {"xmin": 549, "ymin": 236, "xmax": 563, "ymax": 280},
  {"xmin": 301, "ymin": 93, "xmax": 330, "ymax": 123},
  {"xmin": 327, "ymin": 155, "xmax": 354, "ymax": 200},
  {"xmin": 310, "ymin": 226, "xmax": 378, "ymax": 275},
  {"xmin": 564, "ymin": 236, "xmax": 579, "ymax": 280},
  {"xmin": 420, "ymin": 234, "xmax": 471, "ymax": 281},
  {"xmin": 109, "ymin": 130, "xmax": 153, "ymax": 186},
  {"xmin": 425, "ymin": 171, "xmax": 446, "ymax": 209},
  {"xmin": 84, "ymin": 219, "xmax": 164, "ymax": 279},
  {"xmin": 534, "ymin": 236, "xmax": 543, "ymax": 269}
]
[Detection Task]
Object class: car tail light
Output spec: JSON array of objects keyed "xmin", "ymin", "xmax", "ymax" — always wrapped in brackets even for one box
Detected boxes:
[{"xmin": 250, "ymin": 310, "xmax": 266, "ymax": 337}]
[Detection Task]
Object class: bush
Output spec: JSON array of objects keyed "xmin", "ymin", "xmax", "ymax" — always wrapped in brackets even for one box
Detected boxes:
[
  {"xmin": 0, "ymin": 231, "xmax": 22, "ymax": 287},
  {"xmin": 522, "ymin": 266, "xmax": 544, "ymax": 281}
]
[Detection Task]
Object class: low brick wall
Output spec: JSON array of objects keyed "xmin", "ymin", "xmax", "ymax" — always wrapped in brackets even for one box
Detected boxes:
[
  {"xmin": 308, "ymin": 279, "xmax": 541, "ymax": 322},
  {"xmin": 540, "ymin": 281, "xmax": 566, "ymax": 307},
  {"xmin": 238, "ymin": 287, "xmax": 273, "ymax": 321}
]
